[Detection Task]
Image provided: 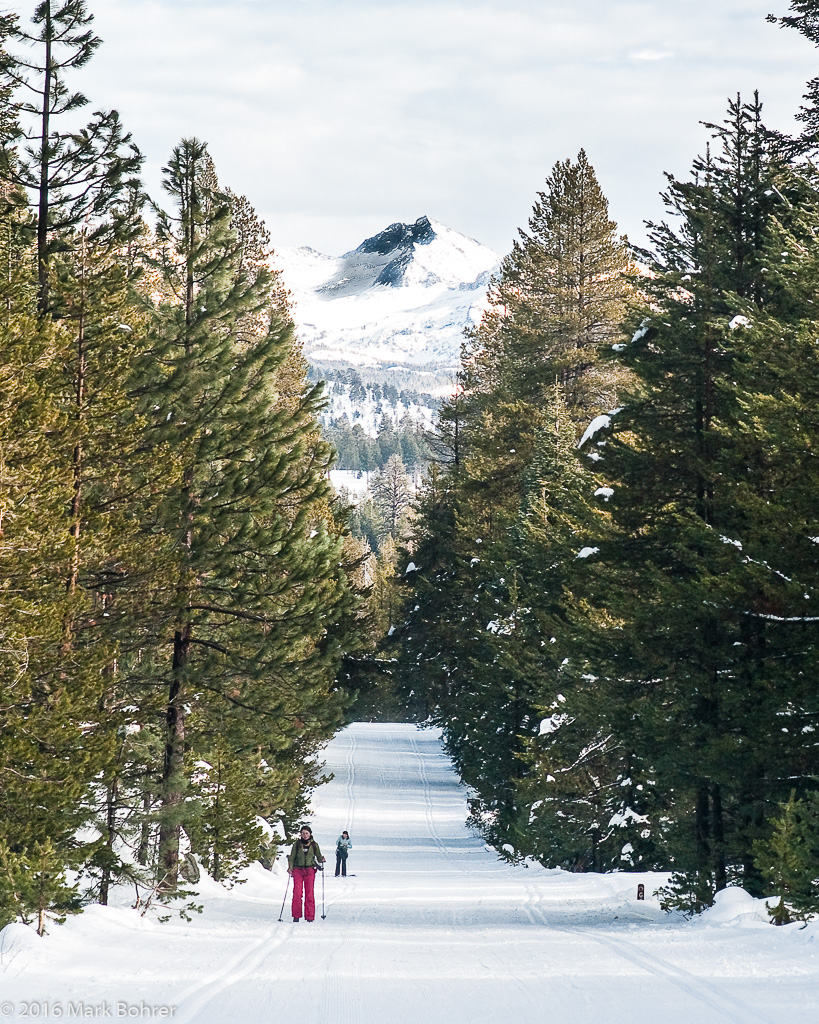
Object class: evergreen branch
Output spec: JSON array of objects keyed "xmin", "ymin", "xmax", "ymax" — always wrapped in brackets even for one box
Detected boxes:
[
  {"xmin": 189, "ymin": 637, "xmax": 229, "ymax": 655},
  {"xmin": 195, "ymin": 680, "xmax": 330, "ymax": 726},
  {"xmin": 187, "ymin": 602, "xmax": 276, "ymax": 623},
  {"xmin": 0, "ymin": 765, "xmax": 59, "ymax": 783},
  {"xmin": 558, "ymin": 735, "xmax": 614, "ymax": 776}
]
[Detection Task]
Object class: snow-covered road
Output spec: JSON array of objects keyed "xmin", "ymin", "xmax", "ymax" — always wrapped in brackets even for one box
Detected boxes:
[{"xmin": 2, "ymin": 723, "xmax": 818, "ymax": 1024}]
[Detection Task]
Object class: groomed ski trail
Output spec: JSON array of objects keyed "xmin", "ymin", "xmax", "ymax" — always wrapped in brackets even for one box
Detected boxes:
[
  {"xmin": 176, "ymin": 723, "xmax": 819, "ymax": 1024},
  {"xmin": 2, "ymin": 723, "xmax": 818, "ymax": 1024}
]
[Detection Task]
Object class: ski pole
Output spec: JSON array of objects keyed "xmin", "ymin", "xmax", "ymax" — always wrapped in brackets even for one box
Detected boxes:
[
  {"xmin": 321, "ymin": 865, "xmax": 326, "ymax": 920},
  {"xmin": 278, "ymin": 872, "xmax": 291, "ymax": 922}
]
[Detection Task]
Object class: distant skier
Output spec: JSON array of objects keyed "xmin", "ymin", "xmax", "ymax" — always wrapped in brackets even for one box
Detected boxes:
[
  {"xmin": 287, "ymin": 825, "xmax": 325, "ymax": 922},
  {"xmin": 335, "ymin": 830, "xmax": 353, "ymax": 876}
]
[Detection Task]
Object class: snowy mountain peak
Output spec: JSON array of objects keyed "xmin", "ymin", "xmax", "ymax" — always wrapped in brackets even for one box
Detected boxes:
[
  {"xmin": 311, "ymin": 216, "xmax": 498, "ymax": 296},
  {"xmin": 274, "ymin": 219, "xmax": 500, "ymax": 431},
  {"xmin": 352, "ymin": 215, "xmax": 435, "ymax": 258},
  {"xmin": 334, "ymin": 215, "xmax": 435, "ymax": 290}
]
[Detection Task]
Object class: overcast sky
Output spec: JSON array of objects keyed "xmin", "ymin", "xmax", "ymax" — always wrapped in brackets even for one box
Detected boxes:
[{"xmin": 8, "ymin": 0, "xmax": 819, "ymax": 256}]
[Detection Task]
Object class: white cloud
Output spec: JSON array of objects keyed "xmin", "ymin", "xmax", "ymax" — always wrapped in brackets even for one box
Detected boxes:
[
  {"xmin": 629, "ymin": 50, "xmax": 675, "ymax": 61},
  {"xmin": 5, "ymin": 1, "xmax": 817, "ymax": 258}
]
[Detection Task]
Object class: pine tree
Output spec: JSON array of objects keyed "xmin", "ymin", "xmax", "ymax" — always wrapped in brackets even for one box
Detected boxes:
[
  {"xmin": 393, "ymin": 464, "xmax": 466, "ymax": 719},
  {"xmin": 0, "ymin": 57, "xmax": 86, "ymax": 916},
  {"xmin": 372, "ymin": 453, "xmax": 412, "ymax": 540},
  {"xmin": 133, "ymin": 139, "xmax": 355, "ymax": 886},
  {"xmin": 489, "ymin": 398, "xmax": 655, "ymax": 872},
  {"xmin": 579, "ymin": 95, "xmax": 819, "ymax": 906},
  {"xmin": 0, "ymin": 0, "xmax": 141, "ymax": 314},
  {"xmin": 0, "ymin": 4, "xmax": 154, "ymax": 914},
  {"xmin": 466, "ymin": 149, "xmax": 631, "ymax": 425},
  {"xmin": 754, "ymin": 791, "xmax": 819, "ymax": 923},
  {"xmin": 396, "ymin": 156, "xmax": 629, "ymax": 854},
  {"xmin": 768, "ymin": 2, "xmax": 819, "ymax": 152},
  {"xmin": 0, "ymin": 839, "xmax": 81, "ymax": 935}
]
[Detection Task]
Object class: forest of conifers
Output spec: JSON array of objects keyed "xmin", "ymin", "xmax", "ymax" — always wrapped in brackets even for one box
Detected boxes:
[
  {"xmin": 391, "ymin": 4, "xmax": 819, "ymax": 922},
  {"xmin": 1, "ymin": 0, "xmax": 819, "ymax": 935},
  {"xmin": 0, "ymin": 1, "xmax": 365, "ymax": 931}
]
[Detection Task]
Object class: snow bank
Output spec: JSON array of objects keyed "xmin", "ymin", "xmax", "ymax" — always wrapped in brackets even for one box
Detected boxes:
[
  {"xmin": 61, "ymin": 903, "xmax": 157, "ymax": 936},
  {"xmin": 694, "ymin": 886, "xmax": 772, "ymax": 927},
  {"xmin": 0, "ymin": 920, "xmax": 40, "ymax": 958}
]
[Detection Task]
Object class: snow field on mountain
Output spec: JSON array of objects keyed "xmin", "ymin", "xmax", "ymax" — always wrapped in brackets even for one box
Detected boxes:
[
  {"xmin": 1, "ymin": 724, "xmax": 818, "ymax": 1024},
  {"xmin": 275, "ymin": 218, "xmax": 499, "ymax": 370}
]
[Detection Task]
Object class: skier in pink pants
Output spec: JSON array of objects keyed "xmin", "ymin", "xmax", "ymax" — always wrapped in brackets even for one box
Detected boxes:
[{"xmin": 287, "ymin": 826, "xmax": 325, "ymax": 922}]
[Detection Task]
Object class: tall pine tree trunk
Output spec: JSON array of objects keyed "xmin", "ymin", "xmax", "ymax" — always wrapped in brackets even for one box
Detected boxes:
[
  {"xmin": 137, "ymin": 788, "xmax": 152, "ymax": 866},
  {"xmin": 694, "ymin": 782, "xmax": 712, "ymax": 908},
  {"xmin": 37, "ymin": 5, "xmax": 52, "ymax": 315},
  {"xmin": 158, "ymin": 624, "xmax": 190, "ymax": 887},
  {"xmin": 98, "ymin": 778, "xmax": 117, "ymax": 906},
  {"xmin": 157, "ymin": 189, "xmax": 197, "ymax": 889},
  {"xmin": 711, "ymin": 781, "xmax": 727, "ymax": 892},
  {"xmin": 67, "ymin": 279, "xmax": 86, "ymax": 599},
  {"xmin": 212, "ymin": 774, "xmax": 222, "ymax": 883}
]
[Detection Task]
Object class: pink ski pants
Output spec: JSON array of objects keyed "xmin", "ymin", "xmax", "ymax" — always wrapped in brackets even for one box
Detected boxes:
[{"xmin": 291, "ymin": 867, "xmax": 316, "ymax": 921}]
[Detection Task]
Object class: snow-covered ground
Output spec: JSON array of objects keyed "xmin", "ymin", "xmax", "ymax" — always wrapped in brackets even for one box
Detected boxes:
[
  {"xmin": 2, "ymin": 723, "xmax": 818, "ymax": 1023},
  {"xmin": 329, "ymin": 469, "xmax": 371, "ymax": 497}
]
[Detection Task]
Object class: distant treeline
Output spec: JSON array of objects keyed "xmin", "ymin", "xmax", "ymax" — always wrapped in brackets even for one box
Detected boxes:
[
  {"xmin": 310, "ymin": 366, "xmax": 444, "ymax": 413},
  {"xmin": 309, "ymin": 359, "xmax": 454, "ymax": 396},
  {"xmin": 325, "ymin": 417, "xmax": 430, "ymax": 473}
]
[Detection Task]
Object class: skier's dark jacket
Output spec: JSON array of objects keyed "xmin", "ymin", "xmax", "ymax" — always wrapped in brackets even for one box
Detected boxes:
[{"xmin": 288, "ymin": 839, "xmax": 323, "ymax": 870}]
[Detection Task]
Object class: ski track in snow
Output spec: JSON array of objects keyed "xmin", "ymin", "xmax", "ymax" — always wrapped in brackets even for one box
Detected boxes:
[
  {"xmin": 343, "ymin": 726, "xmax": 357, "ymax": 836},
  {"xmin": 2, "ymin": 723, "xmax": 818, "ymax": 1024},
  {"xmin": 408, "ymin": 729, "xmax": 459, "ymax": 870},
  {"xmin": 522, "ymin": 883, "xmax": 772, "ymax": 1024},
  {"xmin": 172, "ymin": 926, "xmax": 286, "ymax": 1023}
]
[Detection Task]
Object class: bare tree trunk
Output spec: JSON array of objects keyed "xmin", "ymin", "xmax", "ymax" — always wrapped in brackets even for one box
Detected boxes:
[
  {"xmin": 37, "ymin": 4, "xmax": 53, "ymax": 315},
  {"xmin": 137, "ymin": 788, "xmax": 152, "ymax": 866},
  {"xmin": 99, "ymin": 778, "xmax": 118, "ymax": 905},
  {"xmin": 157, "ymin": 624, "xmax": 190, "ymax": 888}
]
